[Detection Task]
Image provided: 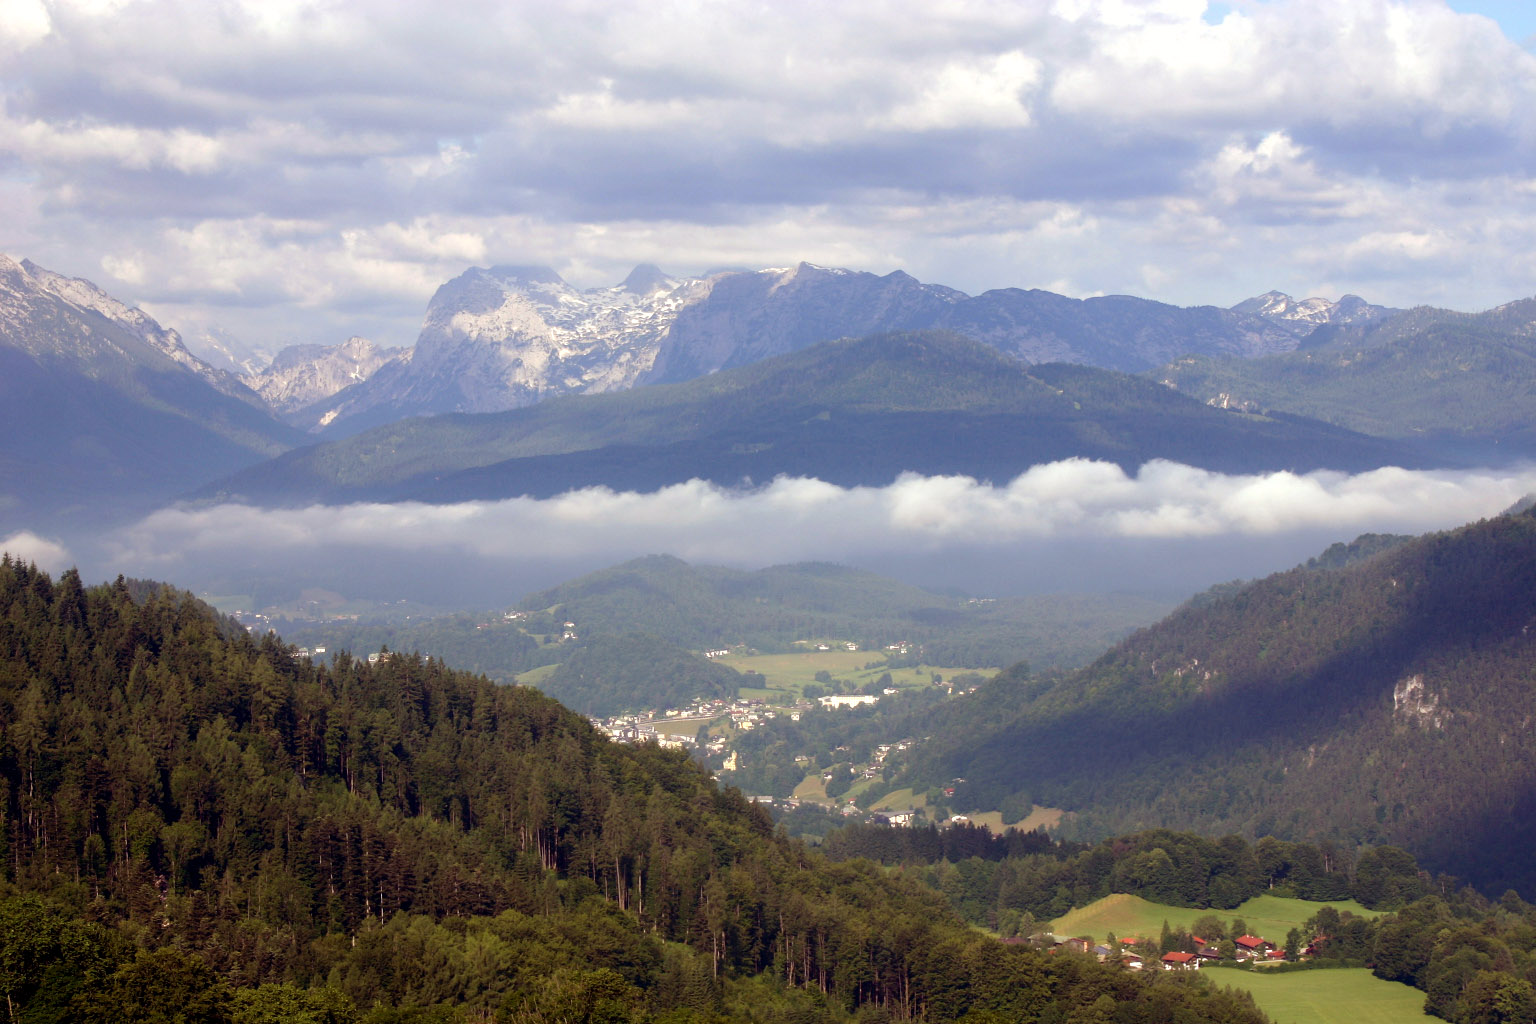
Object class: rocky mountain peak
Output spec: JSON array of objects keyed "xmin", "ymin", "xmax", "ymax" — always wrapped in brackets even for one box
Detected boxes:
[
  {"xmin": 621, "ymin": 264, "xmax": 675, "ymax": 295},
  {"xmin": 302, "ymin": 263, "xmax": 1410, "ymax": 436},
  {"xmin": 244, "ymin": 335, "xmax": 405, "ymax": 419},
  {"xmin": 1231, "ymin": 289, "xmax": 1397, "ymax": 332}
]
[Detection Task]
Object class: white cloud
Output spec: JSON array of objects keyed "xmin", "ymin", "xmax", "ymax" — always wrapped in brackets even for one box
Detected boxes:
[
  {"xmin": 5, "ymin": 0, "xmax": 1536, "ymax": 345},
  {"xmin": 103, "ymin": 461, "xmax": 1536, "ymax": 581},
  {"xmin": 882, "ymin": 51, "xmax": 1042, "ymax": 131},
  {"xmin": 0, "ymin": 0, "xmax": 51, "ymax": 55},
  {"xmin": 0, "ymin": 532, "xmax": 74, "ymax": 572}
]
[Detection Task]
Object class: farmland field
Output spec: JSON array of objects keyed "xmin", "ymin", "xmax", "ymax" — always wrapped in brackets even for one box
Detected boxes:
[
  {"xmin": 1204, "ymin": 966, "xmax": 1431, "ymax": 1024},
  {"xmin": 1050, "ymin": 893, "xmax": 1383, "ymax": 946},
  {"xmin": 714, "ymin": 650, "xmax": 991, "ymax": 700}
]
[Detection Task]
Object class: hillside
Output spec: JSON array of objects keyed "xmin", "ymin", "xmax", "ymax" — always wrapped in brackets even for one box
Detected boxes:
[
  {"xmin": 516, "ymin": 555, "xmax": 1176, "ymax": 669},
  {"xmin": 203, "ymin": 330, "xmax": 1435, "ymax": 508},
  {"xmin": 0, "ymin": 256, "xmax": 303, "ymax": 525},
  {"xmin": 891, "ymin": 510, "xmax": 1536, "ymax": 896},
  {"xmin": 1156, "ymin": 297, "xmax": 1536, "ymax": 457},
  {"xmin": 267, "ymin": 557, "xmax": 1175, "ymax": 715},
  {"xmin": 0, "ymin": 557, "xmax": 1265, "ymax": 1024}
]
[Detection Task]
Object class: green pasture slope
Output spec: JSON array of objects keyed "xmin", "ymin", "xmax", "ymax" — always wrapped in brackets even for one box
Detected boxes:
[
  {"xmin": 1205, "ymin": 967, "xmax": 1431, "ymax": 1024},
  {"xmin": 719, "ymin": 650, "xmax": 990, "ymax": 700},
  {"xmin": 1050, "ymin": 893, "xmax": 1383, "ymax": 946}
]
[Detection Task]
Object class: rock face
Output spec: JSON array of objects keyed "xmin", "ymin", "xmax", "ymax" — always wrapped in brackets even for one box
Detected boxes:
[
  {"xmin": 309, "ymin": 264, "xmax": 714, "ymax": 434},
  {"xmin": 645, "ymin": 264, "xmax": 965, "ymax": 383},
  {"xmin": 244, "ymin": 336, "xmax": 405, "ymax": 420},
  {"xmin": 305, "ymin": 261, "xmax": 1402, "ymax": 436},
  {"xmin": 187, "ymin": 326, "xmax": 276, "ymax": 378}
]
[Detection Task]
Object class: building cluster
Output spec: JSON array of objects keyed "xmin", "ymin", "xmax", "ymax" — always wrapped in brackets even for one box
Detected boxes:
[
  {"xmin": 589, "ymin": 695, "xmax": 811, "ymax": 754},
  {"xmin": 1027, "ymin": 933, "xmax": 1287, "ymax": 971}
]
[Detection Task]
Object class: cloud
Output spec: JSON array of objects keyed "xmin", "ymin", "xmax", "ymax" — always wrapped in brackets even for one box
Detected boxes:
[
  {"xmin": 95, "ymin": 461, "xmax": 1536, "ymax": 601},
  {"xmin": 0, "ymin": 531, "xmax": 74, "ymax": 572},
  {"xmin": 5, "ymin": 1, "xmax": 1536, "ymax": 349}
]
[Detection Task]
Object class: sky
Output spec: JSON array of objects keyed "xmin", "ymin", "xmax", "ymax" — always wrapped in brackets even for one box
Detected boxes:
[{"xmin": 4, "ymin": 0, "xmax": 1536, "ymax": 356}]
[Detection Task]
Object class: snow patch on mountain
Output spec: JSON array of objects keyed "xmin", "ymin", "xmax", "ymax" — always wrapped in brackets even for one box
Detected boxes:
[{"xmin": 1231, "ymin": 290, "xmax": 1396, "ymax": 333}]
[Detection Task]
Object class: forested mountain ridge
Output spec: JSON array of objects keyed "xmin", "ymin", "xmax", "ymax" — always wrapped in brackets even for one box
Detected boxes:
[
  {"xmin": 201, "ymin": 330, "xmax": 1434, "ymax": 509},
  {"xmin": 890, "ymin": 510, "xmax": 1536, "ymax": 896},
  {"xmin": 1155, "ymin": 296, "xmax": 1536, "ymax": 456},
  {"xmin": 0, "ymin": 557, "xmax": 1265, "ymax": 1024},
  {"xmin": 514, "ymin": 555, "xmax": 1175, "ymax": 669},
  {"xmin": 267, "ymin": 557, "xmax": 1172, "ymax": 718}
]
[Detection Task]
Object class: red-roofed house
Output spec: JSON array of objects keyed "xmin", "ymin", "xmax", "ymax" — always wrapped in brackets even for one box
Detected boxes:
[
  {"xmin": 1234, "ymin": 935, "xmax": 1273, "ymax": 960},
  {"xmin": 1161, "ymin": 951, "xmax": 1199, "ymax": 971}
]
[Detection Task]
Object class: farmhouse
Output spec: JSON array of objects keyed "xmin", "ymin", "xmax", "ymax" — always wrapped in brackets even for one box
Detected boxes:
[
  {"xmin": 1160, "ymin": 951, "xmax": 1199, "ymax": 971},
  {"xmin": 1234, "ymin": 935, "xmax": 1275, "ymax": 960}
]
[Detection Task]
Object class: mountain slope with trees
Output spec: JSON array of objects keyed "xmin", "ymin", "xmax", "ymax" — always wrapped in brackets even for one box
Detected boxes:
[
  {"xmin": 202, "ymin": 330, "xmax": 1436, "ymax": 509},
  {"xmin": 0, "ymin": 557, "xmax": 1266, "ymax": 1024},
  {"xmin": 1156, "ymin": 297, "xmax": 1536, "ymax": 458},
  {"xmin": 515, "ymin": 555, "xmax": 1176, "ymax": 669},
  {"xmin": 887, "ymin": 510, "xmax": 1536, "ymax": 897}
]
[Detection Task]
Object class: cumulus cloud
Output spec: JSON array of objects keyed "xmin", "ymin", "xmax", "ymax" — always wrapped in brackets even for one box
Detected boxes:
[
  {"xmin": 94, "ymin": 461, "xmax": 1536, "ymax": 601},
  {"xmin": 0, "ymin": 531, "xmax": 74, "ymax": 572},
  {"xmin": 1, "ymin": 1, "xmax": 1535, "ymax": 349}
]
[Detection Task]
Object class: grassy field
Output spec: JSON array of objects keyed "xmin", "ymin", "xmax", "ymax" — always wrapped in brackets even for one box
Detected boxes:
[
  {"xmin": 965, "ymin": 807, "xmax": 1064, "ymax": 832},
  {"xmin": 793, "ymin": 775, "xmax": 830, "ymax": 801},
  {"xmin": 516, "ymin": 663, "xmax": 559, "ymax": 686},
  {"xmin": 1204, "ymin": 967, "xmax": 1431, "ymax": 1024},
  {"xmin": 1050, "ymin": 893, "xmax": 1384, "ymax": 946},
  {"xmin": 714, "ymin": 651, "xmax": 991, "ymax": 701}
]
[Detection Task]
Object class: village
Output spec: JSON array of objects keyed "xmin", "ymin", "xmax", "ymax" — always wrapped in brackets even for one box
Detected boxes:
[
  {"xmin": 1032, "ymin": 931, "xmax": 1292, "ymax": 971},
  {"xmin": 588, "ymin": 691, "xmax": 946, "ymax": 828}
]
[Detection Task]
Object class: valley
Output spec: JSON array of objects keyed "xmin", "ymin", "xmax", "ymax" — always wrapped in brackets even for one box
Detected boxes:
[
  {"xmin": 6, "ymin": 254, "xmax": 1536, "ymax": 1024},
  {"xmin": 11, "ymin": 5, "xmax": 1536, "ymax": 1022}
]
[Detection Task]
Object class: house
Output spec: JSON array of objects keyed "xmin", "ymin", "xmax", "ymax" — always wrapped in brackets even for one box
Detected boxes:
[
  {"xmin": 818, "ymin": 694, "xmax": 878, "ymax": 709},
  {"xmin": 1234, "ymin": 935, "xmax": 1274, "ymax": 960},
  {"xmin": 1047, "ymin": 936, "xmax": 1091, "ymax": 955},
  {"xmin": 1161, "ymin": 951, "xmax": 1199, "ymax": 971}
]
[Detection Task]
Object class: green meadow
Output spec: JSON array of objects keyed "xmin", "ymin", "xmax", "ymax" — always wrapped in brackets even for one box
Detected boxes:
[
  {"xmin": 1050, "ymin": 893, "xmax": 1383, "ymax": 946},
  {"xmin": 715, "ymin": 650, "xmax": 990, "ymax": 701},
  {"xmin": 1205, "ymin": 967, "xmax": 1431, "ymax": 1024}
]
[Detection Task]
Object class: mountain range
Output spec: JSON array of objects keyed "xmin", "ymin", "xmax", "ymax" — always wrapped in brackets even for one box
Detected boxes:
[
  {"xmin": 294, "ymin": 261, "xmax": 1397, "ymax": 436},
  {"xmin": 198, "ymin": 329, "xmax": 1432, "ymax": 509},
  {"xmin": 1156, "ymin": 297, "xmax": 1536, "ymax": 459},
  {"xmin": 8, "ymin": 251, "xmax": 1535, "ymax": 534}
]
